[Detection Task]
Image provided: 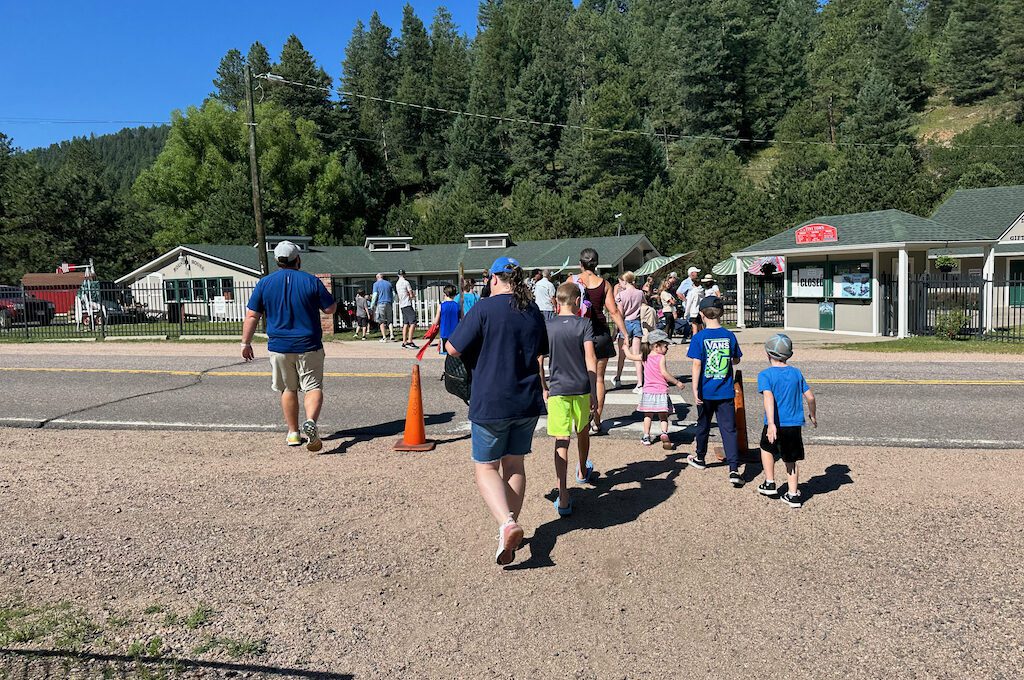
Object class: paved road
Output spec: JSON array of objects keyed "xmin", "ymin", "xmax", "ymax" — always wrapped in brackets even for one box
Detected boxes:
[{"xmin": 2, "ymin": 349, "xmax": 1023, "ymax": 448}]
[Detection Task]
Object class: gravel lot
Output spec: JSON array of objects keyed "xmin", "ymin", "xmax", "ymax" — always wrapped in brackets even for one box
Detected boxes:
[{"xmin": 1, "ymin": 428, "xmax": 1023, "ymax": 679}]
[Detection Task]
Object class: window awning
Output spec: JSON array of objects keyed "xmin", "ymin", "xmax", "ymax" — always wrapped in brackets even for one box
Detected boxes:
[{"xmin": 712, "ymin": 256, "xmax": 786, "ymax": 276}]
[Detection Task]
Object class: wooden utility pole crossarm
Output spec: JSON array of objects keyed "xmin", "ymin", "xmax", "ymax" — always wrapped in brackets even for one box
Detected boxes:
[{"xmin": 245, "ymin": 65, "xmax": 269, "ymax": 277}]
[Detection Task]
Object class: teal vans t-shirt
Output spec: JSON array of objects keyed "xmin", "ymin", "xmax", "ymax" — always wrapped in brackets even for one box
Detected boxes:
[{"xmin": 687, "ymin": 327, "xmax": 742, "ymax": 401}]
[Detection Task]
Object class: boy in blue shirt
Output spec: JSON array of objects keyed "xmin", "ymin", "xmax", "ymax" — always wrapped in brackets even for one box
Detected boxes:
[
  {"xmin": 686, "ymin": 296, "xmax": 743, "ymax": 487},
  {"xmin": 756, "ymin": 334, "xmax": 817, "ymax": 508}
]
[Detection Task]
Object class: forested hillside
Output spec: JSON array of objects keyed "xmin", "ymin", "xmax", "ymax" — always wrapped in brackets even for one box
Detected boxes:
[
  {"xmin": 30, "ymin": 126, "xmax": 169, "ymax": 195},
  {"xmin": 2, "ymin": 0, "xmax": 1024, "ymax": 284}
]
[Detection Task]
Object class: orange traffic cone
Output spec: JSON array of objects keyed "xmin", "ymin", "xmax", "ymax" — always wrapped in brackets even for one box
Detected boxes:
[{"xmin": 394, "ymin": 364, "xmax": 436, "ymax": 452}]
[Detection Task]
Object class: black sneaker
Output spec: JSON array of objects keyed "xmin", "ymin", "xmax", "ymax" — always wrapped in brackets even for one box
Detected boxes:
[
  {"xmin": 400, "ymin": 343, "xmax": 410, "ymax": 349},
  {"xmin": 729, "ymin": 471, "xmax": 743, "ymax": 487},
  {"xmin": 686, "ymin": 454, "xmax": 707, "ymax": 470},
  {"xmin": 757, "ymin": 480, "xmax": 778, "ymax": 497},
  {"xmin": 781, "ymin": 492, "xmax": 803, "ymax": 508},
  {"xmin": 407, "ymin": 342, "xmax": 420, "ymax": 349}
]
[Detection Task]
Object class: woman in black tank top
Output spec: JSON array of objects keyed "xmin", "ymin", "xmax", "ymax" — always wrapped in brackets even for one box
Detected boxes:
[{"xmin": 576, "ymin": 248, "xmax": 628, "ymax": 435}]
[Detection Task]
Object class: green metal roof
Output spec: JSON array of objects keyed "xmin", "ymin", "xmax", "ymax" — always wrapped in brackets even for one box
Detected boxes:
[
  {"xmin": 930, "ymin": 185, "xmax": 1024, "ymax": 239},
  {"xmin": 185, "ymin": 234, "xmax": 655, "ymax": 277},
  {"xmin": 735, "ymin": 209, "xmax": 988, "ymax": 255}
]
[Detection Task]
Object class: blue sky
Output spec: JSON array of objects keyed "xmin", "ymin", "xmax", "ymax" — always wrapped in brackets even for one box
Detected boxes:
[{"xmin": 1, "ymin": 0, "xmax": 480, "ymax": 150}]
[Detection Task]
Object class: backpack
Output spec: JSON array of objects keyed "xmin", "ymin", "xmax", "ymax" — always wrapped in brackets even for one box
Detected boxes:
[
  {"xmin": 443, "ymin": 353, "xmax": 472, "ymax": 404},
  {"xmin": 570, "ymin": 275, "xmax": 592, "ymax": 318}
]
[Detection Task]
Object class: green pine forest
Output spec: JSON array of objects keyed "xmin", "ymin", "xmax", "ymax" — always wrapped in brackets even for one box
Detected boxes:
[{"xmin": 3, "ymin": 0, "xmax": 1024, "ymax": 283}]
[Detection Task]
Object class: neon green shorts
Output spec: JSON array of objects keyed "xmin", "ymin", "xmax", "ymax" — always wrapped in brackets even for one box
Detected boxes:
[{"xmin": 547, "ymin": 394, "xmax": 591, "ymax": 437}]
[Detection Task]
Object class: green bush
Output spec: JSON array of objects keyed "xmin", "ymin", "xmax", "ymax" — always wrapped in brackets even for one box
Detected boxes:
[{"xmin": 933, "ymin": 310, "xmax": 968, "ymax": 339}]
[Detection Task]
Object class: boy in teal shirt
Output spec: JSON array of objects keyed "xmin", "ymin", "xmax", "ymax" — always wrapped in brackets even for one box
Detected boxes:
[
  {"xmin": 686, "ymin": 296, "xmax": 743, "ymax": 487},
  {"xmin": 757, "ymin": 334, "xmax": 817, "ymax": 508}
]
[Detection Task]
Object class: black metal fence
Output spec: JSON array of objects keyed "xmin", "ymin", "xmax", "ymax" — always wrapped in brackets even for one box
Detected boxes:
[
  {"xmin": 0, "ymin": 282, "xmax": 256, "ymax": 340},
  {"xmin": 880, "ymin": 273, "xmax": 1024, "ymax": 341},
  {"xmin": 718, "ymin": 274, "xmax": 785, "ymax": 328}
]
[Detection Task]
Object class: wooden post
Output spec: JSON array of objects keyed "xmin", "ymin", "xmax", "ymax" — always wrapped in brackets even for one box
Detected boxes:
[{"xmin": 244, "ymin": 65, "xmax": 269, "ymax": 278}]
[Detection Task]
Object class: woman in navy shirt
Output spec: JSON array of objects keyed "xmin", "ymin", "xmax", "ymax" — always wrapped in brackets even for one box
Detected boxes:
[{"xmin": 447, "ymin": 256, "xmax": 548, "ymax": 567}]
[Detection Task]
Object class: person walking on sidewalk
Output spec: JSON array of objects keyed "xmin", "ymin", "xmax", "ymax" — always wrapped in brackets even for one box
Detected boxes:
[
  {"xmin": 533, "ymin": 269, "xmax": 557, "ymax": 320},
  {"xmin": 354, "ymin": 290, "xmax": 369, "ymax": 339},
  {"xmin": 446, "ymin": 256, "xmax": 547, "ymax": 567},
  {"xmin": 612, "ymin": 271, "xmax": 644, "ymax": 392},
  {"xmin": 396, "ymin": 269, "xmax": 419, "ymax": 349},
  {"xmin": 371, "ymin": 273, "xmax": 395, "ymax": 342},
  {"xmin": 241, "ymin": 241, "xmax": 337, "ymax": 453}
]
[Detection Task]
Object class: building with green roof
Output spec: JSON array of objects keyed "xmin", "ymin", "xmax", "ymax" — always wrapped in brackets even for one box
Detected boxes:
[
  {"xmin": 116, "ymin": 232, "xmax": 660, "ymax": 333},
  {"xmin": 730, "ymin": 187, "xmax": 1024, "ymax": 338}
]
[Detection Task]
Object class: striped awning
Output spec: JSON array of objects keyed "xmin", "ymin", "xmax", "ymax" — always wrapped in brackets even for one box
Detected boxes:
[
  {"xmin": 634, "ymin": 252, "xmax": 691, "ymax": 277},
  {"xmin": 712, "ymin": 256, "xmax": 786, "ymax": 276}
]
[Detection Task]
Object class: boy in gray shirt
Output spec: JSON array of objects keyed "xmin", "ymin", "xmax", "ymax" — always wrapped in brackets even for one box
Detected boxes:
[{"xmin": 539, "ymin": 282, "xmax": 598, "ymax": 517}]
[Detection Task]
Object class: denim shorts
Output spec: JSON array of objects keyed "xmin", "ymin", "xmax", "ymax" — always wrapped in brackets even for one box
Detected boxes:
[
  {"xmin": 625, "ymin": 319, "xmax": 642, "ymax": 340},
  {"xmin": 471, "ymin": 416, "xmax": 539, "ymax": 463}
]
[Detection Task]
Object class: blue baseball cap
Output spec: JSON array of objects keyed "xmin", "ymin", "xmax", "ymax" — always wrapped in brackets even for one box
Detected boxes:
[{"xmin": 489, "ymin": 256, "xmax": 520, "ymax": 274}]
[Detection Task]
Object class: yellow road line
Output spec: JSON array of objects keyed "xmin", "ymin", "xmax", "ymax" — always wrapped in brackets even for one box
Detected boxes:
[
  {"xmin": 1, "ymin": 367, "xmax": 1022, "ymax": 385},
  {"xmin": 0, "ymin": 367, "xmax": 405, "ymax": 378}
]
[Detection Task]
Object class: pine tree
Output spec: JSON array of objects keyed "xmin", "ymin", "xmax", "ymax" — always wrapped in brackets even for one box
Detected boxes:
[
  {"xmin": 504, "ymin": 1, "xmax": 571, "ymax": 188},
  {"xmin": 939, "ymin": 0, "xmax": 1001, "ymax": 104},
  {"xmin": 211, "ymin": 49, "xmax": 246, "ymax": 110},
  {"xmin": 756, "ymin": 0, "xmax": 817, "ymax": 138},
  {"xmin": 999, "ymin": 0, "xmax": 1024, "ymax": 100},
  {"xmin": 842, "ymin": 70, "xmax": 916, "ymax": 147},
  {"xmin": 388, "ymin": 4, "xmax": 432, "ymax": 188},
  {"xmin": 270, "ymin": 35, "xmax": 333, "ymax": 129},
  {"xmin": 247, "ymin": 42, "xmax": 272, "ymax": 79},
  {"xmin": 424, "ymin": 7, "xmax": 470, "ymax": 181},
  {"xmin": 874, "ymin": 2, "xmax": 928, "ymax": 110}
]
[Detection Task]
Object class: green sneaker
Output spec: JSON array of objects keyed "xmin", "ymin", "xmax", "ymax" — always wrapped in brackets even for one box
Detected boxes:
[
  {"xmin": 286, "ymin": 432, "xmax": 302, "ymax": 447},
  {"xmin": 302, "ymin": 419, "xmax": 322, "ymax": 453}
]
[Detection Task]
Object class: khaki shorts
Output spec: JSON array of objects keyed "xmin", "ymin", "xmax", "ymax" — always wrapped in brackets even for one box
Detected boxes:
[{"xmin": 269, "ymin": 349, "xmax": 325, "ymax": 393}]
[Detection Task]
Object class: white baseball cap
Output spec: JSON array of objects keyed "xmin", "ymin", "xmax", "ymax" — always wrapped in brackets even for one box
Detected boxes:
[
  {"xmin": 687, "ymin": 266, "xmax": 701, "ymax": 275},
  {"xmin": 274, "ymin": 241, "xmax": 300, "ymax": 262},
  {"xmin": 668, "ymin": 271, "xmax": 679, "ymax": 278}
]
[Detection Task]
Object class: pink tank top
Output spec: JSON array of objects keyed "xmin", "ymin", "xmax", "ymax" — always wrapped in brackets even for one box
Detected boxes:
[{"xmin": 643, "ymin": 353, "xmax": 668, "ymax": 395}]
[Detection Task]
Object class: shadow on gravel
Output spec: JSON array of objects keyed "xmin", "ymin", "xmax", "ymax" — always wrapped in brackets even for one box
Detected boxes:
[
  {"xmin": 799, "ymin": 463, "xmax": 853, "ymax": 503},
  {"xmin": 0, "ymin": 648, "xmax": 352, "ymax": 679},
  {"xmin": 509, "ymin": 453, "xmax": 686, "ymax": 570},
  {"xmin": 321, "ymin": 412, "xmax": 457, "ymax": 454}
]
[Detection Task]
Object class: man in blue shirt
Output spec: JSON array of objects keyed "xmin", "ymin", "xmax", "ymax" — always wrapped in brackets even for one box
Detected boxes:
[
  {"xmin": 242, "ymin": 241, "xmax": 337, "ymax": 452},
  {"xmin": 371, "ymin": 273, "xmax": 396, "ymax": 343}
]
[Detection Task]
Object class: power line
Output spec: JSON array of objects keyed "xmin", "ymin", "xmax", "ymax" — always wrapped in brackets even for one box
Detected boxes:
[
  {"xmin": 0, "ymin": 117, "xmax": 168, "ymax": 125},
  {"xmin": 257, "ymin": 73, "xmax": 1024, "ymax": 151}
]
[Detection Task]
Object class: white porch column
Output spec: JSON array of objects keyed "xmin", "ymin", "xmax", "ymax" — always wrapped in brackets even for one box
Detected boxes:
[
  {"xmin": 897, "ymin": 248, "xmax": 909, "ymax": 339},
  {"xmin": 735, "ymin": 257, "xmax": 745, "ymax": 328},
  {"xmin": 871, "ymin": 250, "xmax": 879, "ymax": 336},
  {"xmin": 982, "ymin": 245, "xmax": 996, "ymax": 332}
]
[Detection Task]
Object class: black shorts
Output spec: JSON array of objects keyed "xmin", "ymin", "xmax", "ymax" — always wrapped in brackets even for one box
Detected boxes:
[
  {"xmin": 592, "ymin": 331, "xmax": 616, "ymax": 360},
  {"xmin": 401, "ymin": 306, "xmax": 417, "ymax": 325},
  {"xmin": 760, "ymin": 425, "xmax": 805, "ymax": 463},
  {"xmin": 356, "ymin": 316, "xmax": 369, "ymax": 328}
]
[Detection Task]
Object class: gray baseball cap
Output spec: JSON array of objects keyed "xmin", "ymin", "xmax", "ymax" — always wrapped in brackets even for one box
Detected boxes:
[
  {"xmin": 273, "ymin": 241, "xmax": 300, "ymax": 262},
  {"xmin": 765, "ymin": 333, "xmax": 794, "ymax": 360},
  {"xmin": 647, "ymin": 329, "xmax": 670, "ymax": 345}
]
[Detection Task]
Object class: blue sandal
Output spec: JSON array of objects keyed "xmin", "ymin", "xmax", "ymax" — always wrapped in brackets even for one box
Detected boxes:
[
  {"xmin": 553, "ymin": 498, "xmax": 573, "ymax": 517},
  {"xmin": 575, "ymin": 459, "xmax": 595, "ymax": 484}
]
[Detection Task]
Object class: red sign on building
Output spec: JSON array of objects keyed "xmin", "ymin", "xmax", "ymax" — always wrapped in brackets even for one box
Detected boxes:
[{"xmin": 795, "ymin": 223, "xmax": 838, "ymax": 244}]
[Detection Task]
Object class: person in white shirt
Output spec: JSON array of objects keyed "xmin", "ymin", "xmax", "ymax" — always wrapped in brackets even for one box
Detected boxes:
[
  {"xmin": 533, "ymin": 269, "xmax": 557, "ymax": 320},
  {"xmin": 684, "ymin": 280, "xmax": 706, "ymax": 339},
  {"xmin": 396, "ymin": 269, "xmax": 418, "ymax": 350}
]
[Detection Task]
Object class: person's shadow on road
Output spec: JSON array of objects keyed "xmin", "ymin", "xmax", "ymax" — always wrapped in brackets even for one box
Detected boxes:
[
  {"xmin": 798, "ymin": 463, "xmax": 853, "ymax": 504},
  {"xmin": 509, "ymin": 453, "xmax": 686, "ymax": 570}
]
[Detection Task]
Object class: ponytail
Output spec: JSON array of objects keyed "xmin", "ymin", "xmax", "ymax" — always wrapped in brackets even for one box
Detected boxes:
[
  {"xmin": 495, "ymin": 266, "xmax": 532, "ymax": 311},
  {"xmin": 640, "ymin": 341, "xmax": 652, "ymax": 362}
]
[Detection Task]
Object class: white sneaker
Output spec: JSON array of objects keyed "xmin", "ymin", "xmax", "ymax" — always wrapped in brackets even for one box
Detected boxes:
[
  {"xmin": 632, "ymin": 385, "xmax": 643, "ymax": 394},
  {"xmin": 379, "ymin": 338, "xmax": 386, "ymax": 343},
  {"xmin": 610, "ymin": 377, "xmax": 622, "ymax": 389}
]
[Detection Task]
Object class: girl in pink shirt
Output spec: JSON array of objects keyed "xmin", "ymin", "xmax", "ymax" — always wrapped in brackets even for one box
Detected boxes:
[{"xmin": 623, "ymin": 329, "xmax": 685, "ymax": 449}]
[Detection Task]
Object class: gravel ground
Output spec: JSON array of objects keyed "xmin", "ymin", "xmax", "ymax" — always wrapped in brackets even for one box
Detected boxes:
[{"xmin": 2, "ymin": 429, "xmax": 1023, "ymax": 679}]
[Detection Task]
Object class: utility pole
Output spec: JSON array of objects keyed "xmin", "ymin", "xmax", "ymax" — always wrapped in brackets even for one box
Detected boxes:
[{"xmin": 245, "ymin": 65, "xmax": 269, "ymax": 277}]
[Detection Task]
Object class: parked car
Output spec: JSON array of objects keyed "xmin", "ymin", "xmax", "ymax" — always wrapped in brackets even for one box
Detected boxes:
[
  {"xmin": 0, "ymin": 286, "xmax": 56, "ymax": 328},
  {"xmin": 98, "ymin": 298, "xmax": 148, "ymax": 325}
]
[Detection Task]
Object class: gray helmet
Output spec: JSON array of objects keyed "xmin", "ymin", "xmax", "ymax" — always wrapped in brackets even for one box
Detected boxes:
[
  {"xmin": 647, "ymin": 329, "xmax": 670, "ymax": 345},
  {"xmin": 765, "ymin": 333, "xmax": 794, "ymax": 360}
]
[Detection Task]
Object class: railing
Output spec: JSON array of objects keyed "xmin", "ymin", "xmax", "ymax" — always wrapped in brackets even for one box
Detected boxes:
[
  {"xmin": 0, "ymin": 283, "xmax": 256, "ymax": 340},
  {"xmin": 880, "ymin": 274, "xmax": 1024, "ymax": 342},
  {"xmin": 718, "ymin": 274, "xmax": 785, "ymax": 328}
]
